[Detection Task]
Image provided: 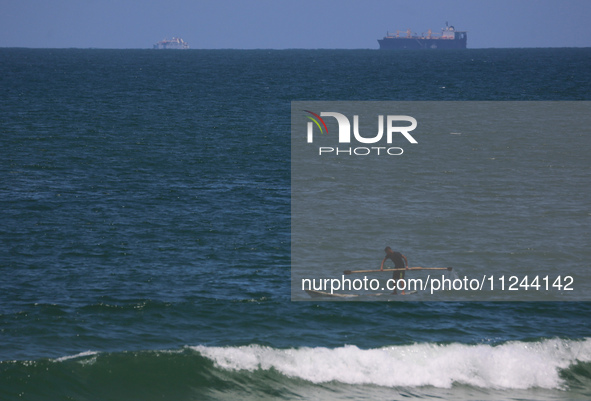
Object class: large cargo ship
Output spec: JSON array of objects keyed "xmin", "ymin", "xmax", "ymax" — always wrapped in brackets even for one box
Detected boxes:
[
  {"xmin": 153, "ymin": 37, "xmax": 189, "ymax": 50},
  {"xmin": 378, "ymin": 23, "xmax": 466, "ymax": 50}
]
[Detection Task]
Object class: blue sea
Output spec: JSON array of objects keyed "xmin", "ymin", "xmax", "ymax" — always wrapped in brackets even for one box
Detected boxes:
[{"xmin": 1, "ymin": 48, "xmax": 591, "ymax": 400}]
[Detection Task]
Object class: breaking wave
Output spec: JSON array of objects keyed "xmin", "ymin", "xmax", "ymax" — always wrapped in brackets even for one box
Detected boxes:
[
  {"xmin": 2, "ymin": 338, "xmax": 591, "ymax": 400},
  {"xmin": 193, "ymin": 338, "xmax": 591, "ymax": 390}
]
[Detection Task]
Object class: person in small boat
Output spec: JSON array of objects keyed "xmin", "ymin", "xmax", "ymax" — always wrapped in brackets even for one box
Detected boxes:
[{"xmin": 380, "ymin": 247, "xmax": 409, "ymax": 295}]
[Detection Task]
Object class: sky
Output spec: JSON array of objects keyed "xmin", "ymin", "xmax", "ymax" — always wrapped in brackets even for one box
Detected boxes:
[{"xmin": 1, "ymin": 0, "xmax": 590, "ymax": 49}]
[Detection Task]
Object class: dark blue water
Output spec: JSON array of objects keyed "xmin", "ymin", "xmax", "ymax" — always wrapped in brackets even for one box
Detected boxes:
[{"xmin": 1, "ymin": 48, "xmax": 591, "ymax": 400}]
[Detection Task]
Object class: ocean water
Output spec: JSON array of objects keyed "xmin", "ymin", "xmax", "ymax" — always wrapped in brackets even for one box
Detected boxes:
[{"xmin": 1, "ymin": 48, "xmax": 591, "ymax": 400}]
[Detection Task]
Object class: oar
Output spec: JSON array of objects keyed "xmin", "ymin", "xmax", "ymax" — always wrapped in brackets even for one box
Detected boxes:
[{"xmin": 343, "ymin": 267, "xmax": 452, "ymax": 275}]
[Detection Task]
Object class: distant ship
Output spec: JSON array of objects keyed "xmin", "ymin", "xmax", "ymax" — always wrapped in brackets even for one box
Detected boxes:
[
  {"xmin": 153, "ymin": 37, "xmax": 189, "ymax": 50},
  {"xmin": 378, "ymin": 23, "xmax": 467, "ymax": 50}
]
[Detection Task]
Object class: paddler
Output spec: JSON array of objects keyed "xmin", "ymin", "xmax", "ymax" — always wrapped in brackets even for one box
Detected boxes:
[{"xmin": 380, "ymin": 247, "xmax": 409, "ymax": 295}]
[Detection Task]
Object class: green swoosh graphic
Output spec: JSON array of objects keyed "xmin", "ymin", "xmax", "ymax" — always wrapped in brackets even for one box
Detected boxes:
[{"xmin": 306, "ymin": 116, "xmax": 323, "ymax": 134}]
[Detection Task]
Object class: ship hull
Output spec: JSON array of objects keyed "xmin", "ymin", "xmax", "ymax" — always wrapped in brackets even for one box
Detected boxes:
[{"xmin": 378, "ymin": 36, "xmax": 466, "ymax": 50}]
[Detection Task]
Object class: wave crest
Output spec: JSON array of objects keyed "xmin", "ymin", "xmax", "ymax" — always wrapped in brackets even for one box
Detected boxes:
[{"xmin": 192, "ymin": 338, "xmax": 591, "ymax": 390}]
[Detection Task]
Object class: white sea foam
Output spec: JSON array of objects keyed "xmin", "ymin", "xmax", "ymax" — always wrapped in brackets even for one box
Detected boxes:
[
  {"xmin": 54, "ymin": 350, "xmax": 98, "ymax": 362},
  {"xmin": 192, "ymin": 338, "xmax": 591, "ymax": 389}
]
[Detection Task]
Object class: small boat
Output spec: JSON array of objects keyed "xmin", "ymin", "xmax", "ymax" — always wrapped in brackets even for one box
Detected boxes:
[{"xmin": 305, "ymin": 289, "xmax": 417, "ymax": 298}]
